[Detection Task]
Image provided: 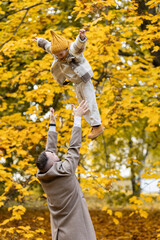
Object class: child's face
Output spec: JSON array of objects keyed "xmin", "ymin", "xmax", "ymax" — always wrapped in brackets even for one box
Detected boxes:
[{"xmin": 54, "ymin": 49, "xmax": 67, "ymax": 60}]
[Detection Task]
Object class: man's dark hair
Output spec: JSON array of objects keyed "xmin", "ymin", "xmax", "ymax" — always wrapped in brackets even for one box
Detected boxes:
[{"xmin": 36, "ymin": 151, "xmax": 48, "ymax": 170}]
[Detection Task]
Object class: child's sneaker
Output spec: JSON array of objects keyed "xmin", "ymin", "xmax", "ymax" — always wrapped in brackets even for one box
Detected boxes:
[{"xmin": 88, "ymin": 125, "xmax": 104, "ymax": 140}]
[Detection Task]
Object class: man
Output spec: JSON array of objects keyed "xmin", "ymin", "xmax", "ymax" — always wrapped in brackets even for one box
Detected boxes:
[{"xmin": 36, "ymin": 100, "xmax": 97, "ymax": 240}]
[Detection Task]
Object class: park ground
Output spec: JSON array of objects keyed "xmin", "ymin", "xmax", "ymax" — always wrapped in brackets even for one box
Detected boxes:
[
  {"xmin": 0, "ymin": 194, "xmax": 160, "ymax": 240},
  {"xmin": 0, "ymin": 208, "xmax": 160, "ymax": 240}
]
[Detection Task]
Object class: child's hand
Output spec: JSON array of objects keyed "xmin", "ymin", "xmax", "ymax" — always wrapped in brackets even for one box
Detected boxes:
[
  {"xmin": 34, "ymin": 37, "xmax": 39, "ymax": 42},
  {"xmin": 79, "ymin": 29, "xmax": 86, "ymax": 40}
]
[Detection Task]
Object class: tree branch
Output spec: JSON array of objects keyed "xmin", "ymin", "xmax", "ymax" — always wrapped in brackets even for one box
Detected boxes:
[
  {"xmin": 0, "ymin": 9, "xmax": 29, "ymax": 49},
  {"xmin": 118, "ymin": 49, "xmax": 134, "ymax": 57},
  {"xmin": 0, "ymin": 2, "xmax": 45, "ymax": 21},
  {"xmin": 93, "ymin": 73, "xmax": 122, "ymax": 83},
  {"xmin": 0, "ymin": 0, "xmax": 51, "ymax": 49},
  {"xmin": 92, "ymin": 62, "xmax": 109, "ymax": 86}
]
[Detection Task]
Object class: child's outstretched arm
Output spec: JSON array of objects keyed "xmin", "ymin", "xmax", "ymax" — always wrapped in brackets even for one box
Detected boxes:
[
  {"xmin": 70, "ymin": 29, "xmax": 87, "ymax": 57},
  {"xmin": 35, "ymin": 37, "xmax": 53, "ymax": 55}
]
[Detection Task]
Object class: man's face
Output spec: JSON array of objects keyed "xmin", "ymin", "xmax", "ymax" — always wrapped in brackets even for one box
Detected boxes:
[
  {"xmin": 54, "ymin": 49, "xmax": 67, "ymax": 60},
  {"xmin": 46, "ymin": 152, "xmax": 60, "ymax": 163},
  {"xmin": 44, "ymin": 152, "xmax": 60, "ymax": 171}
]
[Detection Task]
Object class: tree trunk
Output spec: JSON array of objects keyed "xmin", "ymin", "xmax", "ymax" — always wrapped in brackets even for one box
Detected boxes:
[{"xmin": 136, "ymin": 0, "xmax": 160, "ymax": 67}]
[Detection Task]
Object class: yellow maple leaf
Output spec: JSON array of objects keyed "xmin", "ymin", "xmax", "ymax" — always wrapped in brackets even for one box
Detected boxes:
[
  {"xmin": 115, "ymin": 211, "xmax": 122, "ymax": 218},
  {"xmin": 113, "ymin": 217, "xmax": 119, "ymax": 225},
  {"xmin": 107, "ymin": 209, "xmax": 112, "ymax": 216}
]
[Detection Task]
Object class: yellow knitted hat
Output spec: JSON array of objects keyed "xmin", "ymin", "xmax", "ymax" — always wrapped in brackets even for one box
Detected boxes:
[{"xmin": 50, "ymin": 30, "xmax": 71, "ymax": 54}]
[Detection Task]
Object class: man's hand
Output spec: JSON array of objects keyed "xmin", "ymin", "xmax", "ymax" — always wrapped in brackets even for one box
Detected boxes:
[
  {"xmin": 72, "ymin": 100, "xmax": 89, "ymax": 117},
  {"xmin": 50, "ymin": 108, "xmax": 57, "ymax": 124},
  {"xmin": 79, "ymin": 29, "xmax": 86, "ymax": 40}
]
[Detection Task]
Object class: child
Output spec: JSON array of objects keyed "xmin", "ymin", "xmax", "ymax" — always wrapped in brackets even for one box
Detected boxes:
[{"xmin": 35, "ymin": 29, "xmax": 104, "ymax": 139}]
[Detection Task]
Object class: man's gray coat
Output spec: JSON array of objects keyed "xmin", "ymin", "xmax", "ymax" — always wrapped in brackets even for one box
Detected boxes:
[{"xmin": 37, "ymin": 127, "xmax": 97, "ymax": 240}]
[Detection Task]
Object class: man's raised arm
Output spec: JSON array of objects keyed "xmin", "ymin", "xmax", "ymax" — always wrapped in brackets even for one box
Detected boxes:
[
  {"xmin": 46, "ymin": 108, "xmax": 58, "ymax": 153},
  {"xmin": 63, "ymin": 101, "xmax": 89, "ymax": 174}
]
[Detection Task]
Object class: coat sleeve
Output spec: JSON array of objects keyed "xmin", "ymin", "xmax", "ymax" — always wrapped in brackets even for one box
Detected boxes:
[
  {"xmin": 62, "ymin": 126, "xmax": 82, "ymax": 174},
  {"xmin": 45, "ymin": 131, "xmax": 58, "ymax": 153},
  {"xmin": 37, "ymin": 38, "xmax": 53, "ymax": 55},
  {"xmin": 69, "ymin": 34, "xmax": 87, "ymax": 57}
]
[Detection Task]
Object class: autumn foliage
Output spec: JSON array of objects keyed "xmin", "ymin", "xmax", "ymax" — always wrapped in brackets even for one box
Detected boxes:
[
  {"xmin": 0, "ymin": 0, "xmax": 160, "ymax": 239},
  {"xmin": 0, "ymin": 207, "xmax": 160, "ymax": 240}
]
